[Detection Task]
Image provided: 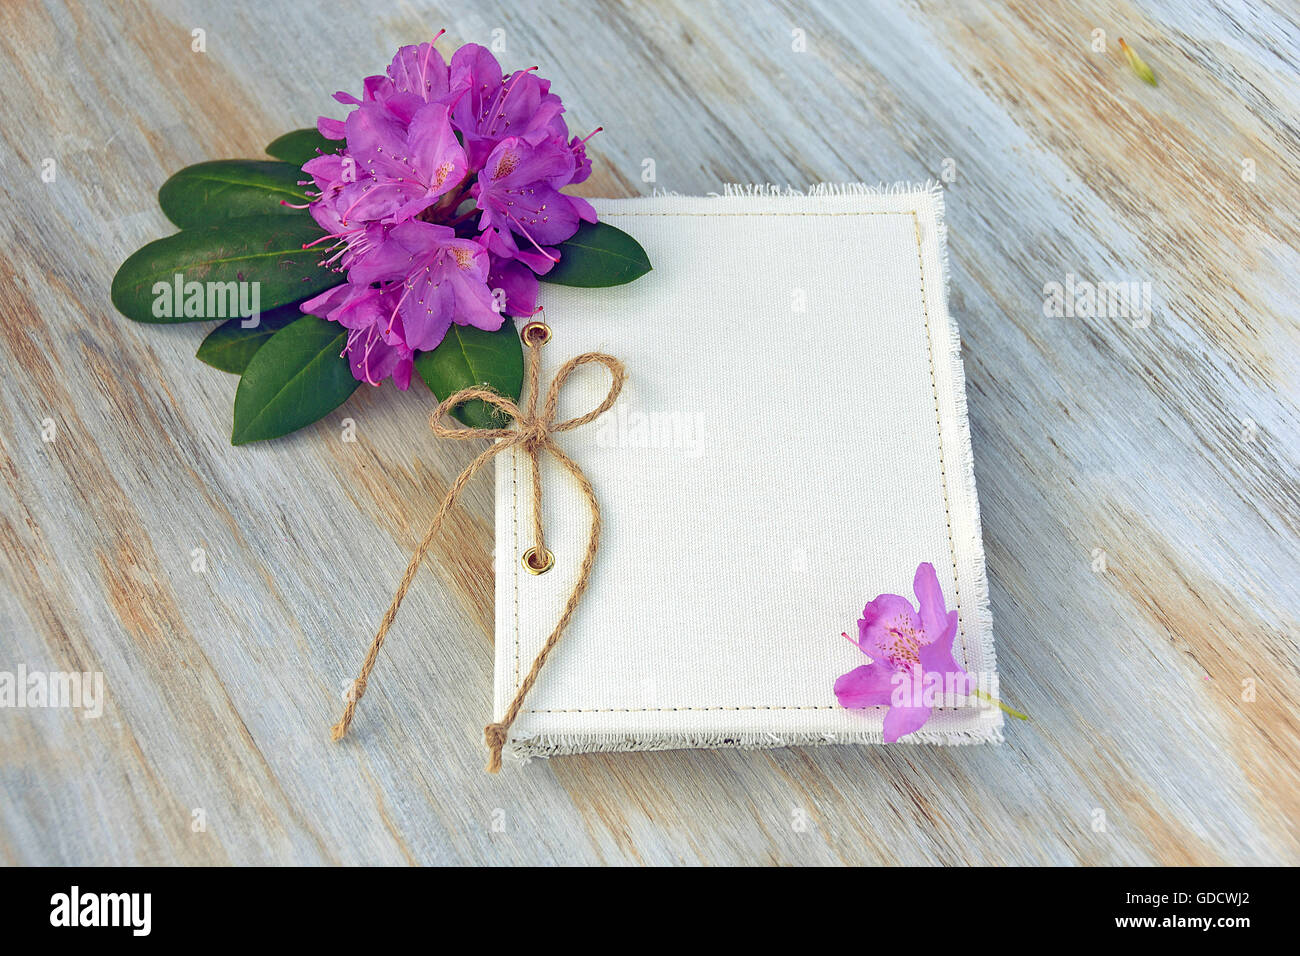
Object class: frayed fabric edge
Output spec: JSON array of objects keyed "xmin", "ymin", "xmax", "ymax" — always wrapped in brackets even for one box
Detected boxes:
[
  {"xmin": 506, "ymin": 722, "xmax": 1005, "ymax": 764},
  {"xmin": 718, "ymin": 180, "xmax": 942, "ymax": 198},
  {"xmin": 927, "ymin": 186, "xmax": 996, "ymax": 699}
]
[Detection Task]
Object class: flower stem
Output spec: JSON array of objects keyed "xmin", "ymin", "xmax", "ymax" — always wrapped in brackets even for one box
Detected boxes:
[{"xmin": 973, "ymin": 689, "xmax": 1029, "ymax": 720}]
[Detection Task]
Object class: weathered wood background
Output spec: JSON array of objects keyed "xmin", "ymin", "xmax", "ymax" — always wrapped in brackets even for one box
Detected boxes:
[{"xmin": 1, "ymin": 0, "xmax": 1296, "ymax": 865}]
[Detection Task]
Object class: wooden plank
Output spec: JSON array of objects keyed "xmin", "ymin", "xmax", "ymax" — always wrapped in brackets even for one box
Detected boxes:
[{"xmin": 0, "ymin": 0, "xmax": 1296, "ymax": 865}]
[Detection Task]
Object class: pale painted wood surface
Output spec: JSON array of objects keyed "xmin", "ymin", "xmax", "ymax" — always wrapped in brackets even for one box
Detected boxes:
[{"xmin": 1, "ymin": 0, "xmax": 1297, "ymax": 865}]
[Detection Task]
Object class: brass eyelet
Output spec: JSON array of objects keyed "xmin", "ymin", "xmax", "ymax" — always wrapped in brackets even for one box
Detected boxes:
[
  {"xmin": 520, "ymin": 321, "xmax": 551, "ymax": 347},
  {"xmin": 522, "ymin": 546, "xmax": 554, "ymax": 574}
]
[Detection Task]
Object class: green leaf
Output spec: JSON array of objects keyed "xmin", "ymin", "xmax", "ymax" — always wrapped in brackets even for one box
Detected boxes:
[
  {"xmin": 111, "ymin": 215, "xmax": 335, "ymax": 324},
  {"xmin": 231, "ymin": 314, "xmax": 358, "ymax": 445},
  {"xmin": 195, "ymin": 302, "xmax": 302, "ymax": 374},
  {"xmin": 540, "ymin": 221, "xmax": 652, "ymax": 287},
  {"xmin": 158, "ymin": 160, "xmax": 310, "ymax": 228},
  {"xmin": 266, "ymin": 128, "xmax": 345, "ymax": 167},
  {"xmin": 414, "ymin": 319, "xmax": 523, "ymax": 429}
]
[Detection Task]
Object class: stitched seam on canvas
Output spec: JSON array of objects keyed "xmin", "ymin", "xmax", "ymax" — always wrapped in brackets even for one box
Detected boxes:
[
  {"xmin": 514, "ymin": 207, "xmax": 968, "ymax": 712},
  {"xmin": 530, "ymin": 706, "xmax": 838, "ymax": 712},
  {"xmin": 910, "ymin": 210, "xmax": 969, "ymax": 670},
  {"xmin": 524, "ymin": 706, "xmax": 969, "ymax": 713}
]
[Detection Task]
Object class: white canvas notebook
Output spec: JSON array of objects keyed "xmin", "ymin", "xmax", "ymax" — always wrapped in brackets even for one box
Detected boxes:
[{"xmin": 493, "ymin": 185, "xmax": 1001, "ymax": 761}]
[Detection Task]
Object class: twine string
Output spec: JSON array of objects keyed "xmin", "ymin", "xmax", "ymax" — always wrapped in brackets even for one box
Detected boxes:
[{"xmin": 330, "ymin": 328, "xmax": 625, "ymax": 774}]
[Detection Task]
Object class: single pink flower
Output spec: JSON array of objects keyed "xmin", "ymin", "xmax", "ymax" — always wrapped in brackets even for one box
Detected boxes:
[
  {"xmin": 833, "ymin": 562, "xmax": 966, "ymax": 742},
  {"xmin": 347, "ymin": 221, "xmax": 503, "ymax": 350},
  {"xmin": 329, "ymin": 101, "xmax": 467, "ymax": 225},
  {"xmin": 472, "ymin": 135, "xmax": 596, "ymax": 266},
  {"xmin": 448, "ymin": 44, "xmax": 566, "ymax": 168}
]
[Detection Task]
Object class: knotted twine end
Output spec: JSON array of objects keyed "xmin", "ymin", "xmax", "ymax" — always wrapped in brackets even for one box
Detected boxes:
[
  {"xmin": 484, "ymin": 723, "xmax": 508, "ymax": 773},
  {"xmin": 330, "ymin": 325, "xmax": 625, "ymax": 773}
]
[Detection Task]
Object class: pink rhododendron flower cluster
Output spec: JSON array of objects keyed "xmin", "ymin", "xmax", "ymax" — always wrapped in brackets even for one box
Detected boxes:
[{"xmin": 298, "ymin": 35, "xmax": 599, "ymax": 388}]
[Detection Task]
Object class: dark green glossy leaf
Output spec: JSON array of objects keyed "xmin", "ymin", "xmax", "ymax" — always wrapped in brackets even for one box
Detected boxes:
[
  {"xmin": 414, "ymin": 319, "xmax": 522, "ymax": 429},
  {"xmin": 195, "ymin": 302, "xmax": 303, "ymax": 374},
  {"xmin": 540, "ymin": 221, "xmax": 652, "ymax": 287},
  {"xmin": 231, "ymin": 314, "xmax": 357, "ymax": 445},
  {"xmin": 111, "ymin": 216, "xmax": 335, "ymax": 324},
  {"xmin": 158, "ymin": 160, "xmax": 309, "ymax": 228},
  {"xmin": 266, "ymin": 128, "xmax": 345, "ymax": 167}
]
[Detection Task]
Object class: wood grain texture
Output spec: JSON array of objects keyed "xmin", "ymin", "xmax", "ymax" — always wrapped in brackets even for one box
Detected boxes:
[{"xmin": 1, "ymin": 0, "xmax": 1297, "ymax": 865}]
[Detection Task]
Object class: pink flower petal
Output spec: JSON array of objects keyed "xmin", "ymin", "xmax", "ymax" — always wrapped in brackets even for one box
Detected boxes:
[
  {"xmin": 913, "ymin": 561, "xmax": 950, "ymax": 642},
  {"xmin": 833, "ymin": 663, "xmax": 897, "ymax": 709},
  {"xmin": 882, "ymin": 702, "xmax": 932, "ymax": 743}
]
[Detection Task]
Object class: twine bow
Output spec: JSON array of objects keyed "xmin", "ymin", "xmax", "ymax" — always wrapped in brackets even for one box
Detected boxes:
[{"xmin": 330, "ymin": 322, "xmax": 625, "ymax": 773}]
